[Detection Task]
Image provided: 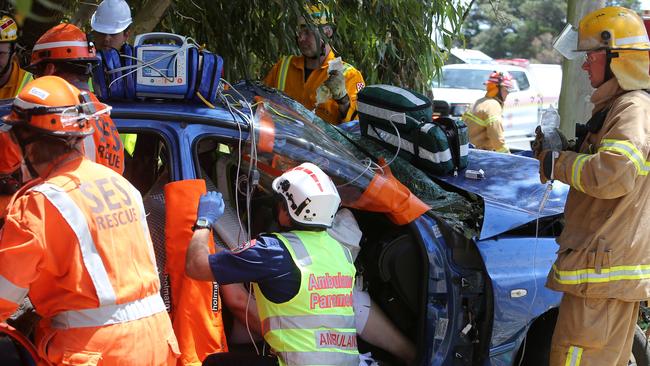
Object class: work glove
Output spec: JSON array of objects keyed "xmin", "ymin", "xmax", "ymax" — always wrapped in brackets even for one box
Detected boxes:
[
  {"xmin": 197, "ymin": 191, "xmax": 225, "ymax": 229},
  {"xmin": 532, "ymin": 126, "xmax": 569, "ymax": 159},
  {"xmin": 323, "ymin": 70, "xmax": 348, "ymax": 101},
  {"xmin": 538, "ymin": 150, "xmax": 561, "ymax": 184}
]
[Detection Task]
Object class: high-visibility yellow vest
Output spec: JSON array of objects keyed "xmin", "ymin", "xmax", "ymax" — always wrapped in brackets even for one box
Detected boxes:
[{"xmin": 254, "ymin": 230, "xmax": 359, "ymax": 366}]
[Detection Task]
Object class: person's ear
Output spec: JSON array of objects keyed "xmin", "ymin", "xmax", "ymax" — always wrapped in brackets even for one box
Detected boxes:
[{"xmin": 43, "ymin": 63, "xmax": 56, "ymax": 76}]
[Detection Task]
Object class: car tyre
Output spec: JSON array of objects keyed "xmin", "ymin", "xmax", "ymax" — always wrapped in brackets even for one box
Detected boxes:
[{"xmin": 631, "ymin": 325, "xmax": 650, "ymax": 366}]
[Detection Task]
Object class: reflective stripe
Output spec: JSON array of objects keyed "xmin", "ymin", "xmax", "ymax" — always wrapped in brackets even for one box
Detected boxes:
[
  {"xmin": 31, "ymin": 183, "xmax": 117, "ymax": 306},
  {"xmin": 599, "ymin": 139, "xmax": 650, "ymax": 176},
  {"xmin": 571, "ymin": 154, "xmax": 590, "ymax": 192},
  {"xmin": 366, "ymin": 128, "xmax": 415, "ymax": 154},
  {"xmin": 18, "ymin": 72, "xmax": 33, "ymax": 93},
  {"xmin": 282, "ymin": 232, "xmax": 312, "ymax": 266},
  {"xmin": 83, "ymin": 136, "xmax": 96, "ymax": 162},
  {"xmin": 0, "ymin": 274, "xmax": 28, "ymax": 305},
  {"xmin": 279, "ymin": 351, "xmax": 358, "ymax": 366},
  {"xmin": 617, "ymin": 34, "xmax": 650, "ymax": 46},
  {"xmin": 357, "ymin": 102, "xmax": 407, "ymax": 125},
  {"xmin": 51, "ymin": 293, "xmax": 166, "ymax": 329},
  {"xmin": 420, "ymin": 147, "xmax": 452, "ymax": 164},
  {"xmin": 127, "ymin": 183, "xmax": 159, "ymax": 274},
  {"xmin": 277, "ymin": 56, "xmax": 292, "ymax": 92},
  {"xmin": 261, "ymin": 314, "xmax": 356, "ymax": 333},
  {"xmin": 364, "ymin": 85, "xmax": 428, "ymax": 106},
  {"xmin": 462, "ymin": 112, "xmax": 490, "ymax": 127},
  {"xmin": 32, "ymin": 41, "xmax": 90, "ymax": 51},
  {"xmin": 565, "ymin": 345, "xmax": 583, "ymax": 366},
  {"xmin": 460, "ymin": 143, "xmax": 469, "ymax": 156},
  {"xmin": 552, "ymin": 263, "xmax": 650, "ymax": 284}
]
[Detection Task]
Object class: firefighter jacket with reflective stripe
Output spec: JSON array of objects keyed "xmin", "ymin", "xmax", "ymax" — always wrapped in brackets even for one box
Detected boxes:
[
  {"xmin": 546, "ymin": 78, "xmax": 650, "ymax": 301},
  {"xmin": 253, "ymin": 230, "xmax": 359, "ymax": 366},
  {"xmin": 263, "ymin": 50, "xmax": 365, "ymax": 125},
  {"xmin": 462, "ymin": 96, "xmax": 509, "ymax": 153},
  {"xmin": 0, "ymin": 157, "xmax": 165, "ymax": 323},
  {"xmin": 0, "ymin": 58, "xmax": 28, "ymax": 99}
]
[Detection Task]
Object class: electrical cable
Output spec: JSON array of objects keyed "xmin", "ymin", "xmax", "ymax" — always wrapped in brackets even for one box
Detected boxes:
[
  {"xmin": 336, "ymin": 112, "xmax": 404, "ymax": 188},
  {"xmin": 520, "ymin": 151, "xmax": 557, "ymax": 365}
]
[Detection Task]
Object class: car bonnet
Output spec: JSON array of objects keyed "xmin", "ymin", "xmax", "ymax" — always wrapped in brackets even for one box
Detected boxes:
[{"xmin": 436, "ymin": 149, "xmax": 569, "ymax": 240}]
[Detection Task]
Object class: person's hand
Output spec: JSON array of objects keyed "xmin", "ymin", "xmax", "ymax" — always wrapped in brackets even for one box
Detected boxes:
[
  {"xmin": 197, "ymin": 191, "xmax": 225, "ymax": 228},
  {"xmin": 323, "ymin": 70, "xmax": 348, "ymax": 101},
  {"xmin": 533, "ymin": 126, "xmax": 569, "ymax": 159}
]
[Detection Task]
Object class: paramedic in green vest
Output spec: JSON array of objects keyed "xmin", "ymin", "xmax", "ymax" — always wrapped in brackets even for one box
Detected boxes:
[
  {"xmin": 186, "ymin": 162, "xmax": 359, "ymax": 366},
  {"xmin": 25, "ymin": 23, "xmax": 125, "ymax": 175},
  {"xmin": 462, "ymin": 71, "xmax": 514, "ymax": 153},
  {"xmin": 263, "ymin": 3, "xmax": 365, "ymax": 125}
]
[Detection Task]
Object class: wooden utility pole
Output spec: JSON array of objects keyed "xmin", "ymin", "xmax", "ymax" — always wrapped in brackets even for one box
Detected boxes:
[{"xmin": 559, "ymin": 0, "xmax": 606, "ymax": 137}]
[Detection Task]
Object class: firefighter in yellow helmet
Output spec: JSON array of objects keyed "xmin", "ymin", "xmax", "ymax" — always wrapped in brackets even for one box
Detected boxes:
[
  {"xmin": 263, "ymin": 3, "xmax": 365, "ymax": 125},
  {"xmin": 462, "ymin": 71, "xmax": 514, "ymax": 153},
  {"xmin": 0, "ymin": 15, "xmax": 27, "ymax": 99},
  {"xmin": 536, "ymin": 6, "xmax": 650, "ymax": 365}
]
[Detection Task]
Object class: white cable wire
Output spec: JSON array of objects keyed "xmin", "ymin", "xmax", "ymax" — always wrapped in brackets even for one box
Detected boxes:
[{"xmin": 336, "ymin": 112, "xmax": 403, "ymax": 187}]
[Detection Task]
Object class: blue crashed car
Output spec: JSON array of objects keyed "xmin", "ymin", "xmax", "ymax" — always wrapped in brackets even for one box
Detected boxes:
[
  {"xmin": 101, "ymin": 81, "xmax": 570, "ymax": 366},
  {"xmin": 4, "ymin": 82, "xmax": 646, "ymax": 365}
]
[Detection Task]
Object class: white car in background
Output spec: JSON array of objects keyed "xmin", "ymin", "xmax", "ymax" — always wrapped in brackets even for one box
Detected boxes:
[{"xmin": 432, "ymin": 63, "xmax": 560, "ymax": 149}]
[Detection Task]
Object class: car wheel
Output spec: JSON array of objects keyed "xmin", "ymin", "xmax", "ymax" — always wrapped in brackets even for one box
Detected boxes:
[{"xmin": 631, "ymin": 325, "xmax": 650, "ymax": 366}]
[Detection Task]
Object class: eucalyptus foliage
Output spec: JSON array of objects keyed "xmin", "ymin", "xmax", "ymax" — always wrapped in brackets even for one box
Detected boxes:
[{"xmin": 13, "ymin": 0, "xmax": 470, "ymax": 93}]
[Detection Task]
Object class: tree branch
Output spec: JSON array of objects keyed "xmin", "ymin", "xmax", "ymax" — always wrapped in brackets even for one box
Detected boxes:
[{"xmin": 131, "ymin": 0, "xmax": 173, "ymax": 35}]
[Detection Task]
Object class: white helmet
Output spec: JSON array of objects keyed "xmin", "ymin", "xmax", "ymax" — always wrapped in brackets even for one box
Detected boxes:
[
  {"xmin": 91, "ymin": 0, "xmax": 133, "ymax": 34},
  {"xmin": 272, "ymin": 162, "xmax": 341, "ymax": 228}
]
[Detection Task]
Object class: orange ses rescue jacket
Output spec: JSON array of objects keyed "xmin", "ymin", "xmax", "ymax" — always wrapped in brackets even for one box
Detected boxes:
[
  {"xmin": 85, "ymin": 93, "xmax": 125, "ymax": 175},
  {"xmin": 546, "ymin": 79, "xmax": 650, "ymax": 301},
  {"xmin": 0, "ymin": 156, "xmax": 178, "ymax": 365},
  {"xmin": 263, "ymin": 50, "xmax": 365, "ymax": 125}
]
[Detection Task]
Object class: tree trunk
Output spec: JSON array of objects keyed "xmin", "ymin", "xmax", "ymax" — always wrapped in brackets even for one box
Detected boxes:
[
  {"xmin": 558, "ymin": 0, "xmax": 606, "ymax": 138},
  {"xmin": 131, "ymin": 0, "xmax": 173, "ymax": 36}
]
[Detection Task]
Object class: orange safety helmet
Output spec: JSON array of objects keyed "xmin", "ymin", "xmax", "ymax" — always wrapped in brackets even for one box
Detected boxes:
[
  {"xmin": 27, "ymin": 23, "xmax": 98, "ymax": 73},
  {"xmin": 3, "ymin": 76, "xmax": 102, "ymax": 137}
]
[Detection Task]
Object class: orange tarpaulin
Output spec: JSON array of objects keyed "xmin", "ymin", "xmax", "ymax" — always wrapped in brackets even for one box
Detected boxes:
[
  {"xmin": 348, "ymin": 159, "xmax": 430, "ymax": 225},
  {"xmin": 164, "ymin": 179, "xmax": 228, "ymax": 365}
]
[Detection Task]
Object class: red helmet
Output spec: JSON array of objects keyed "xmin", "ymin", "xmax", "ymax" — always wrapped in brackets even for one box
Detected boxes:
[
  {"xmin": 28, "ymin": 23, "xmax": 98, "ymax": 72},
  {"xmin": 3, "ymin": 76, "xmax": 107, "ymax": 137},
  {"xmin": 486, "ymin": 71, "xmax": 515, "ymax": 90}
]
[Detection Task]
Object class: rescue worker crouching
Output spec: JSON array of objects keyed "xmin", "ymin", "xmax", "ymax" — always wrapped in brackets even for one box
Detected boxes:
[
  {"xmin": 0, "ymin": 76, "xmax": 179, "ymax": 365},
  {"xmin": 263, "ymin": 4, "xmax": 365, "ymax": 125},
  {"xmin": 186, "ymin": 163, "xmax": 359, "ymax": 365},
  {"xmin": 25, "ymin": 23, "xmax": 125, "ymax": 175},
  {"xmin": 462, "ymin": 71, "xmax": 514, "ymax": 153},
  {"xmin": 535, "ymin": 6, "xmax": 650, "ymax": 366}
]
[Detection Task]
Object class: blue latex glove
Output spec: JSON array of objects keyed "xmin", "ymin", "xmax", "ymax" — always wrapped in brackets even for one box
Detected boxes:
[{"xmin": 197, "ymin": 191, "xmax": 225, "ymax": 228}]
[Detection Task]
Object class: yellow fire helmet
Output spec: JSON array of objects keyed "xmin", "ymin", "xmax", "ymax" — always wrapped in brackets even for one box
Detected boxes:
[
  {"xmin": 0, "ymin": 15, "xmax": 18, "ymax": 43},
  {"xmin": 554, "ymin": 6, "xmax": 650, "ymax": 90},
  {"xmin": 304, "ymin": 2, "xmax": 333, "ymax": 26}
]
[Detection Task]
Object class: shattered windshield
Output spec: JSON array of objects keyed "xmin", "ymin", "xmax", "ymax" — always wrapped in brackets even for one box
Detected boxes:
[{"xmin": 235, "ymin": 82, "xmax": 481, "ymax": 237}]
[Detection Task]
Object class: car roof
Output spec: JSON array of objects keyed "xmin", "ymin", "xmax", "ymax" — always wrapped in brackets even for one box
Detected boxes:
[{"xmin": 442, "ymin": 63, "xmax": 528, "ymax": 73}]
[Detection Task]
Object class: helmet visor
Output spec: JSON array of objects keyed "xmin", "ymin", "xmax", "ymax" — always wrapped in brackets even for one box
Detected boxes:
[
  {"xmin": 553, "ymin": 23, "xmax": 584, "ymax": 60},
  {"xmin": 60, "ymin": 102, "xmax": 112, "ymax": 127}
]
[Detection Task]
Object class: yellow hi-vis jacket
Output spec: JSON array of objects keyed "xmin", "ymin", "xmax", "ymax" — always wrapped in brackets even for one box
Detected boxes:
[
  {"xmin": 462, "ymin": 96, "xmax": 510, "ymax": 153},
  {"xmin": 254, "ymin": 231, "xmax": 359, "ymax": 366},
  {"xmin": 0, "ymin": 58, "xmax": 29, "ymax": 99},
  {"xmin": 263, "ymin": 50, "xmax": 365, "ymax": 125},
  {"xmin": 546, "ymin": 78, "xmax": 650, "ymax": 301}
]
